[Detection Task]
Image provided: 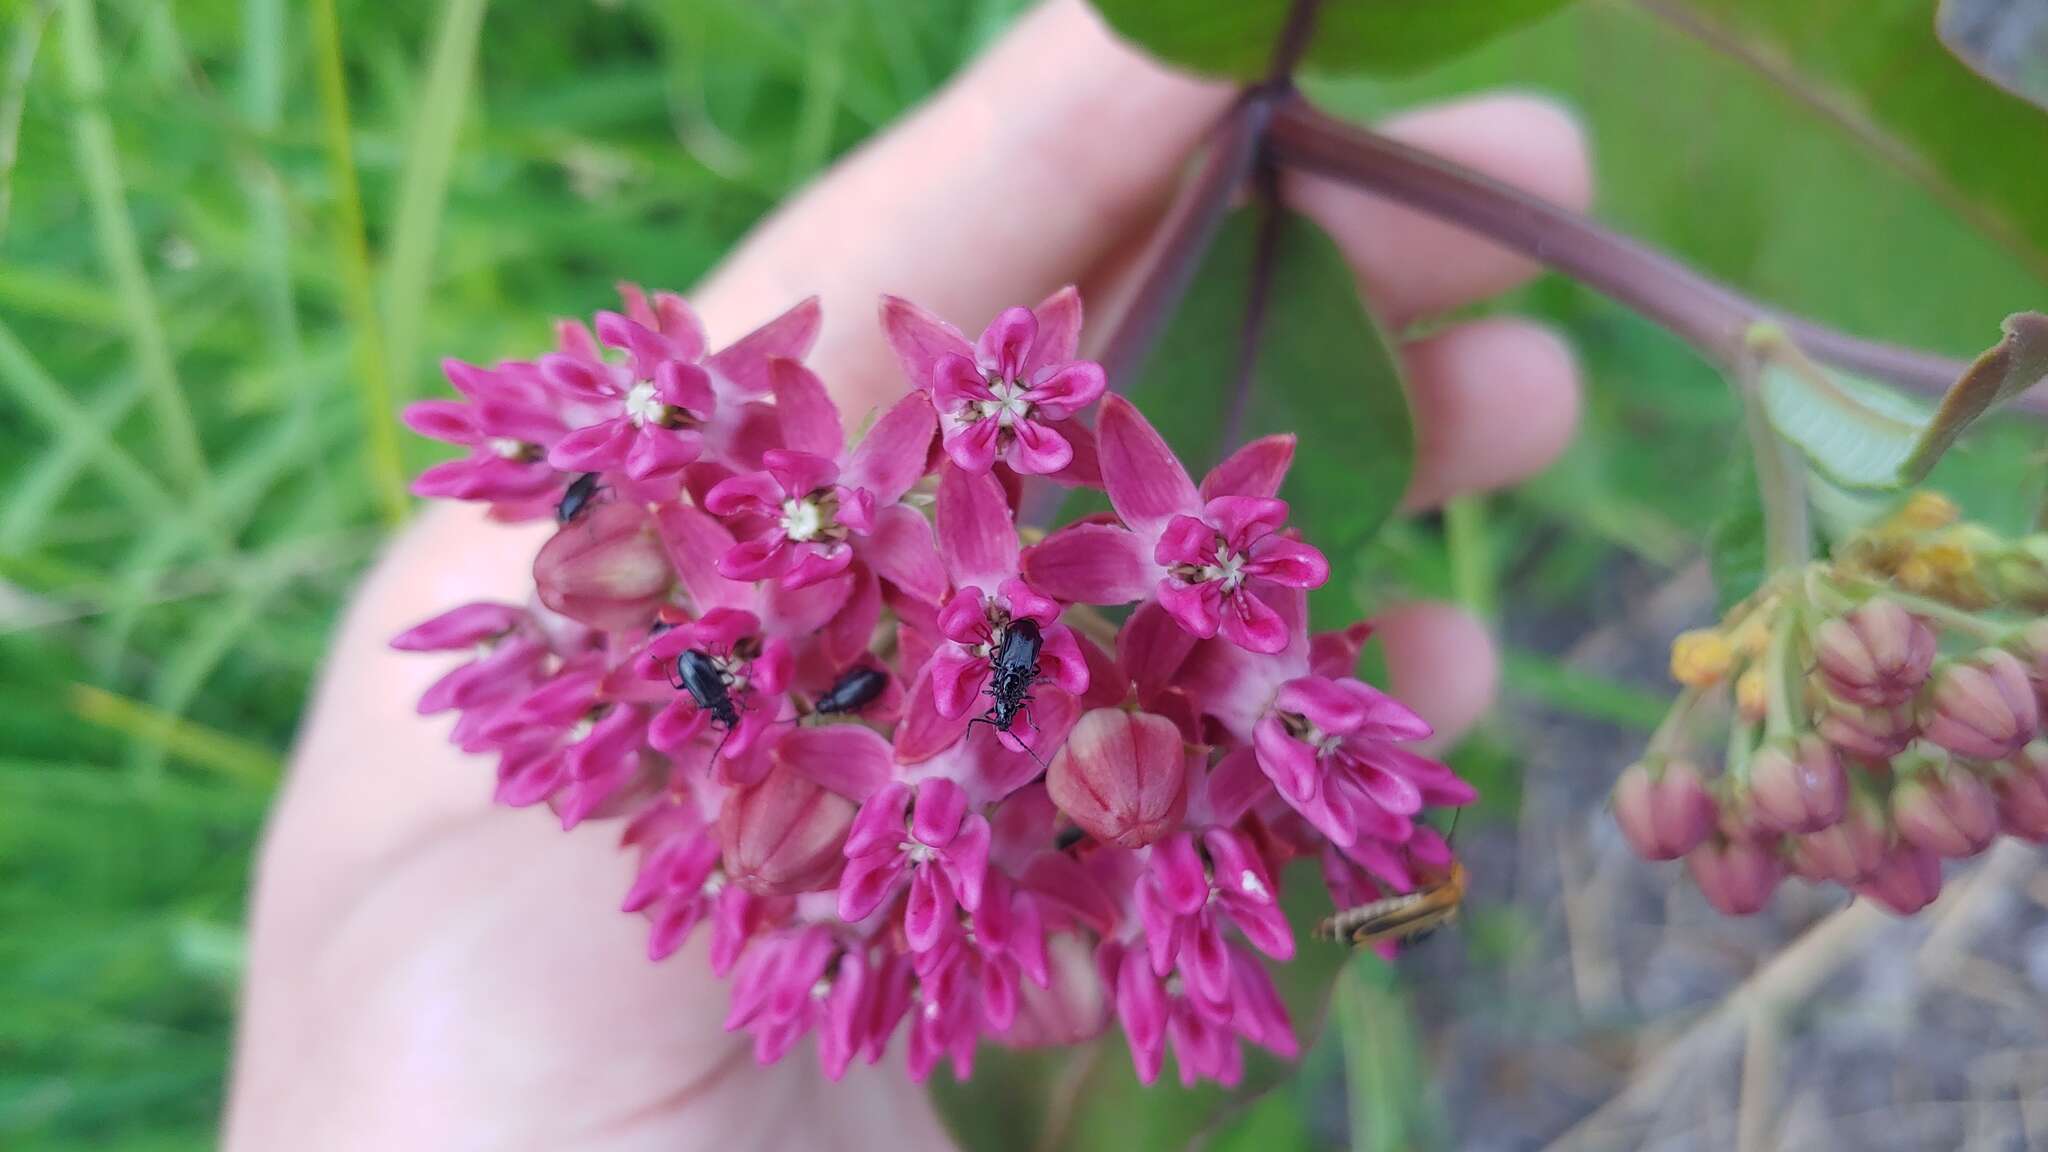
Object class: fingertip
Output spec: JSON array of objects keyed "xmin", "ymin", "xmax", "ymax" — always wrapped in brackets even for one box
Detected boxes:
[
  {"xmin": 1400, "ymin": 316, "xmax": 1581, "ymax": 511},
  {"xmin": 1375, "ymin": 601, "xmax": 1498, "ymax": 747},
  {"xmin": 1382, "ymin": 91, "xmax": 1592, "ymax": 217}
]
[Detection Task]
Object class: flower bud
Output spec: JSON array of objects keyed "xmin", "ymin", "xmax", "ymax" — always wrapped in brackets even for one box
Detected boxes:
[
  {"xmin": 1788, "ymin": 797, "xmax": 1889, "ymax": 884},
  {"xmin": 1852, "ymin": 845, "xmax": 1943, "ymax": 915},
  {"xmin": 1991, "ymin": 741, "xmax": 2048, "ymax": 843},
  {"xmin": 1816, "ymin": 699, "xmax": 1917, "ymax": 760},
  {"xmin": 1612, "ymin": 759, "xmax": 1716, "ymax": 861},
  {"xmin": 1894, "ymin": 492, "xmax": 1959, "ymax": 532},
  {"xmin": 718, "ymin": 760, "xmax": 857, "ymax": 895},
  {"xmin": 1813, "ymin": 600, "xmax": 1935, "ymax": 707},
  {"xmin": 1921, "ymin": 649, "xmax": 2039, "ymax": 762},
  {"xmin": 1669, "ymin": 629, "xmax": 1733, "ymax": 688},
  {"xmin": 2008, "ymin": 618, "xmax": 2048, "ymax": 709},
  {"xmin": 1735, "ymin": 666, "xmax": 1768, "ymax": 724},
  {"xmin": 532, "ymin": 502, "xmax": 675, "ymax": 631},
  {"xmin": 1685, "ymin": 835, "xmax": 1783, "ymax": 915},
  {"xmin": 1047, "ymin": 708, "xmax": 1189, "ymax": 849},
  {"xmin": 1746, "ymin": 735, "xmax": 1846, "ymax": 834},
  {"xmin": 1891, "ymin": 766, "xmax": 1999, "ymax": 859}
]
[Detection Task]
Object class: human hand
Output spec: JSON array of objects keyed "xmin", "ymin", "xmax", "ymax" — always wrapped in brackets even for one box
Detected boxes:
[{"xmin": 223, "ymin": 3, "xmax": 1586, "ymax": 1147}]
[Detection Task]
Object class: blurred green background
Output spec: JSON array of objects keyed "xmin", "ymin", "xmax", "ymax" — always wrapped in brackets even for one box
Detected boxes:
[{"xmin": 2, "ymin": 1, "xmax": 2042, "ymax": 1149}]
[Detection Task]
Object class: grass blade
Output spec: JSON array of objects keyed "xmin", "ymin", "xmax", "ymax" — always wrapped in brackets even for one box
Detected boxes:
[
  {"xmin": 309, "ymin": 0, "xmax": 410, "ymax": 526},
  {"xmin": 383, "ymin": 0, "xmax": 489, "ymax": 409},
  {"xmin": 56, "ymin": 0, "xmax": 211, "ymax": 499},
  {"xmin": 0, "ymin": 372, "xmax": 147, "ymax": 553},
  {"xmin": 0, "ymin": 318, "xmax": 178, "ymax": 524},
  {"xmin": 67, "ymin": 683, "xmax": 279, "ymax": 786},
  {"xmin": 0, "ymin": 0, "xmax": 52, "ymax": 242}
]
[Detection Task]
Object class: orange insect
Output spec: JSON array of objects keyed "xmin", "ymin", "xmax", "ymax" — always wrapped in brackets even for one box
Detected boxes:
[{"xmin": 1317, "ymin": 859, "xmax": 1468, "ymax": 950}]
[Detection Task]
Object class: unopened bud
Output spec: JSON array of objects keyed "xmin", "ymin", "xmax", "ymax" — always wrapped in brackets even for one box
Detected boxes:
[
  {"xmin": 2007, "ymin": 619, "xmax": 2048, "ymax": 709},
  {"xmin": 1817, "ymin": 699, "xmax": 1917, "ymax": 760},
  {"xmin": 1746, "ymin": 735, "xmax": 1846, "ymax": 834},
  {"xmin": 1852, "ymin": 845, "xmax": 1944, "ymax": 915},
  {"xmin": 1892, "ymin": 765, "xmax": 2000, "ymax": 859},
  {"xmin": 1921, "ymin": 649, "xmax": 2039, "ymax": 762},
  {"xmin": 533, "ymin": 503, "xmax": 675, "ymax": 631},
  {"xmin": 1894, "ymin": 492, "xmax": 1958, "ymax": 532},
  {"xmin": 719, "ymin": 760, "xmax": 856, "ymax": 895},
  {"xmin": 1612, "ymin": 760, "xmax": 1716, "ymax": 861},
  {"xmin": 1813, "ymin": 600, "xmax": 1936, "ymax": 708},
  {"xmin": 1788, "ymin": 797, "xmax": 1889, "ymax": 884},
  {"xmin": 1991, "ymin": 741, "xmax": 2048, "ymax": 843},
  {"xmin": 1685, "ymin": 835, "xmax": 1783, "ymax": 916},
  {"xmin": 1735, "ymin": 666, "xmax": 1768, "ymax": 723},
  {"xmin": 1670, "ymin": 629, "xmax": 1734, "ymax": 688},
  {"xmin": 1047, "ymin": 708, "xmax": 1189, "ymax": 849}
]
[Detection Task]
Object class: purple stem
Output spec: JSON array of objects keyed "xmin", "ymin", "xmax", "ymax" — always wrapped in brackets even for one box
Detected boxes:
[
  {"xmin": 1264, "ymin": 96, "xmax": 2048, "ymax": 416},
  {"xmin": 1222, "ymin": 163, "xmax": 1283, "ymax": 451}
]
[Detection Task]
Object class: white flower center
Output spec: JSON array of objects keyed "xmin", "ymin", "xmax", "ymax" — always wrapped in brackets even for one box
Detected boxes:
[
  {"xmin": 972, "ymin": 377, "xmax": 1034, "ymax": 429},
  {"xmin": 1238, "ymin": 870, "xmax": 1268, "ymax": 899},
  {"xmin": 1198, "ymin": 542, "xmax": 1249, "ymax": 591},
  {"xmin": 781, "ymin": 497, "xmax": 825, "ymax": 542},
  {"xmin": 488, "ymin": 436, "xmax": 531, "ymax": 460},
  {"xmin": 625, "ymin": 381, "xmax": 668, "ymax": 426},
  {"xmin": 902, "ymin": 838, "xmax": 936, "ymax": 865},
  {"xmin": 810, "ymin": 977, "xmax": 833, "ymax": 1002},
  {"xmin": 701, "ymin": 870, "xmax": 726, "ymax": 898}
]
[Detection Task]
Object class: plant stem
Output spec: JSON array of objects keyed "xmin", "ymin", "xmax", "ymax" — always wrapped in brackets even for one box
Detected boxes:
[
  {"xmin": 1094, "ymin": 95, "xmax": 1269, "ymax": 393},
  {"xmin": 310, "ymin": 0, "xmax": 411, "ymax": 526},
  {"xmin": 1264, "ymin": 99, "xmax": 2044, "ymax": 415},
  {"xmin": 1222, "ymin": 162, "xmax": 1283, "ymax": 452},
  {"xmin": 1761, "ymin": 593, "xmax": 1800, "ymax": 740}
]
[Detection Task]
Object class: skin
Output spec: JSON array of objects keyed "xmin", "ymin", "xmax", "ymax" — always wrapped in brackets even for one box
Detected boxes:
[{"xmin": 223, "ymin": 3, "xmax": 1589, "ymax": 1148}]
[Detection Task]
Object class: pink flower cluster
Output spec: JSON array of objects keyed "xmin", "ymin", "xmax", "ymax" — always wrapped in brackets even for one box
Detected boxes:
[
  {"xmin": 395, "ymin": 284, "xmax": 1474, "ymax": 1085},
  {"xmin": 1617, "ymin": 601, "xmax": 2048, "ymax": 916}
]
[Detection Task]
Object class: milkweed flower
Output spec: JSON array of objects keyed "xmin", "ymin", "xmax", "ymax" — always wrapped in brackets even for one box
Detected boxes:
[{"xmin": 392, "ymin": 284, "xmax": 1472, "ymax": 1087}]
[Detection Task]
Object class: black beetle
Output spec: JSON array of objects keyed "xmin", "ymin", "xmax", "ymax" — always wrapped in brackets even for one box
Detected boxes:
[
  {"xmin": 813, "ymin": 666, "xmax": 889, "ymax": 717},
  {"xmin": 556, "ymin": 471, "xmax": 604, "ymax": 524},
  {"xmin": 669, "ymin": 648, "xmax": 741, "ymax": 731}
]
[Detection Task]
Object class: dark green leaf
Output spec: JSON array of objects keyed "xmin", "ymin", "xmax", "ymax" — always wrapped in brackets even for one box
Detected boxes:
[
  {"xmin": 1753, "ymin": 315, "xmax": 2047, "ymax": 490},
  {"xmin": 1120, "ymin": 207, "xmax": 1415, "ymax": 627},
  {"xmin": 1087, "ymin": 0, "xmax": 1577, "ymax": 81}
]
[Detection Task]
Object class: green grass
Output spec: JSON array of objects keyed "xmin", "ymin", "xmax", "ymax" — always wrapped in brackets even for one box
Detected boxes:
[{"xmin": 0, "ymin": 1, "xmax": 2041, "ymax": 1149}]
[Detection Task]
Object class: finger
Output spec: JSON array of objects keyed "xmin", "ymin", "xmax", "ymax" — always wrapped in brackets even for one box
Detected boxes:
[
  {"xmin": 1286, "ymin": 92, "xmax": 1593, "ymax": 327},
  {"xmin": 1400, "ymin": 316, "xmax": 1581, "ymax": 511},
  {"xmin": 695, "ymin": 0, "xmax": 1228, "ymax": 416},
  {"xmin": 1375, "ymin": 601, "xmax": 1499, "ymax": 748}
]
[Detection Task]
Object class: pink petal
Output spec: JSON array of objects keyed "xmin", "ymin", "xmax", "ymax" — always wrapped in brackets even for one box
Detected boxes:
[
  {"xmin": 1037, "ymin": 624, "xmax": 1092, "ymax": 696},
  {"xmin": 538, "ymin": 351, "xmax": 615, "ymax": 398},
  {"xmin": 1153, "ymin": 514, "xmax": 1218, "ymax": 568},
  {"xmin": 844, "ymin": 781, "xmax": 913, "ymax": 859},
  {"xmin": 764, "ymin": 449, "xmax": 839, "ymax": 500},
  {"xmin": 1252, "ymin": 715, "xmax": 1323, "ymax": 807},
  {"xmin": 820, "ymin": 568, "xmax": 882, "ymax": 668},
  {"xmin": 623, "ymin": 426, "xmax": 702, "ymax": 480},
  {"xmin": 1113, "ymin": 951, "xmax": 1168, "ymax": 1085},
  {"xmin": 913, "ymin": 777, "xmax": 969, "ymax": 846},
  {"xmin": 976, "ymin": 306, "xmax": 1038, "ymax": 382},
  {"xmin": 1022, "ymin": 361, "xmax": 1106, "ymax": 416},
  {"xmin": 862, "ymin": 504, "xmax": 947, "ymax": 605},
  {"xmin": 996, "ymin": 577, "xmax": 1061, "ymax": 626},
  {"xmin": 1156, "ymin": 577, "xmax": 1223, "ymax": 641},
  {"xmin": 708, "ymin": 297, "xmax": 823, "ymax": 399},
  {"xmin": 781, "ymin": 542, "xmax": 854, "ymax": 590},
  {"xmin": 837, "ymin": 851, "xmax": 904, "ymax": 924},
  {"xmin": 547, "ymin": 420, "xmax": 633, "ymax": 473},
  {"xmin": 1276, "ymin": 676, "xmax": 1374, "ymax": 738},
  {"xmin": 390, "ymin": 602, "xmax": 522, "ymax": 651},
  {"xmin": 401, "ymin": 399, "xmax": 477, "ymax": 444},
  {"xmin": 1246, "ymin": 534, "xmax": 1329, "ymax": 589},
  {"xmin": 944, "ymin": 814, "xmax": 991, "ymax": 911},
  {"xmin": 1206, "ymin": 748, "xmax": 1272, "ymax": 825},
  {"xmin": 769, "ymin": 358, "xmax": 844, "ymax": 458},
  {"xmin": 1096, "ymin": 394, "xmax": 1197, "ymax": 536},
  {"xmin": 716, "ymin": 535, "xmax": 793, "ymax": 582},
  {"xmin": 1045, "ymin": 418, "xmax": 1103, "ymax": 488},
  {"xmin": 1022, "ymin": 286, "xmax": 1083, "ymax": 377},
  {"xmin": 1203, "ymin": 496, "xmax": 1287, "ymax": 549},
  {"xmin": 655, "ymin": 504, "xmax": 751, "ymax": 612},
  {"xmin": 896, "ymin": 667, "xmax": 972, "ymax": 764},
  {"xmin": 1005, "ymin": 418, "xmax": 1075, "ymax": 476},
  {"xmin": 930, "ymin": 646, "xmax": 990, "ymax": 720},
  {"xmin": 759, "ymin": 569, "xmax": 855, "ymax": 639},
  {"xmin": 778, "ymin": 725, "xmax": 893, "ymax": 800},
  {"xmin": 936, "ymin": 464, "xmax": 1019, "ymax": 592},
  {"xmin": 937, "ymin": 586, "xmax": 989, "ymax": 644},
  {"xmin": 1218, "ymin": 587, "xmax": 1290, "ymax": 655},
  {"xmin": 940, "ymin": 415, "xmax": 1001, "ymax": 475},
  {"xmin": 653, "ymin": 359, "xmax": 715, "ymax": 416},
  {"xmin": 879, "ymin": 295, "xmax": 974, "ymax": 392},
  {"xmin": 1118, "ymin": 601, "xmax": 1200, "ymax": 704},
  {"xmin": 704, "ymin": 470, "xmax": 784, "ymax": 516},
  {"xmin": 1200, "ymin": 434, "xmax": 1295, "ymax": 501},
  {"xmin": 844, "ymin": 392, "xmax": 937, "ymax": 503},
  {"xmin": 903, "ymin": 866, "xmax": 952, "ymax": 952},
  {"xmin": 1022, "ymin": 523, "xmax": 1156, "ymax": 604}
]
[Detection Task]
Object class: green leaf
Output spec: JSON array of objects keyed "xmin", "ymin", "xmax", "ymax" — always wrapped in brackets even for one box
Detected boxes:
[
  {"xmin": 1120, "ymin": 207, "xmax": 1415, "ymax": 627},
  {"xmin": 1752, "ymin": 314, "xmax": 2047, "ymax": 490},
  {"xmin": 1087, "ymin": 0, "xmax": 1576, "ymax": 81}
]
